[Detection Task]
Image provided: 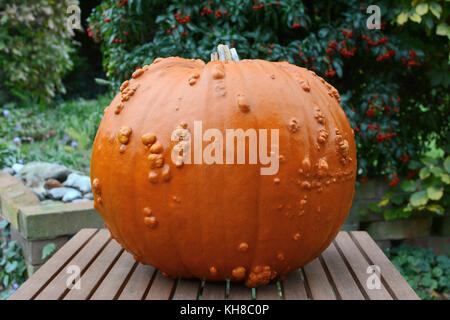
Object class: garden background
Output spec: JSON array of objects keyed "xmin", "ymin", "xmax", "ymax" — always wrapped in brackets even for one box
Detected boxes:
[{"xmin": 0, "ymin": 0, "xmax": 449, "ymax": 299}]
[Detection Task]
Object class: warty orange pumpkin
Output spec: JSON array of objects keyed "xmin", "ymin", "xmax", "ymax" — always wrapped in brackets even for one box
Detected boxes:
[{"xmin": 90, "ymin": 45, "xmax": 357, "ymax": 287}]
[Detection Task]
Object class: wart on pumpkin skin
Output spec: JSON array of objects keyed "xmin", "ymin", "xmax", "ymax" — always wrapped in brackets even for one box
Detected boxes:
[{"xmin": 170, "ymin": 120, "xmax": 279, "ymax": 176}]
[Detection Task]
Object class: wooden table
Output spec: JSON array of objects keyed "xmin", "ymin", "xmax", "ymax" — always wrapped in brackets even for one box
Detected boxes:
[{"xmin": 9, "ymin": 229, "xmax": 419, "ymax": 300}]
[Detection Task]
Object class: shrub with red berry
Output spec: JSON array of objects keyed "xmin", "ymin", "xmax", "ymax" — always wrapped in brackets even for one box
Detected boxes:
[{"xmin": 87, "ymin": 0, "xmax": 449, "ymax": 181}]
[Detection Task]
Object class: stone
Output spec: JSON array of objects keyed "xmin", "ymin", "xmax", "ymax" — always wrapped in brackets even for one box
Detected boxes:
[
  {"xmin": 19, "ymin": 162, "xmax": 72, "ymax": 183},
  {"xmin": 375, "ymin": 240, "xmax": 391, "ymax": 250},
  {"xmin": 11, "ymin": 163, "xmax": 24, "ymax": 173},
  {"xmin": 47, "ymin": 187, "xmax": 80, "ymax": 201},
  {"xmin": 403, "ymin": 237, "xmax": 450, "ymax": 256},
  {"xmin": 341, "ymin": 221, "xmax": 360, "ymax": 231},
  {"xmin": 18, "ymin": 200, "xmax": 103, "ymax": 239},
  {"xmin": 40, "ymin": 200, "xmax": 59, "ymax": 205},
  {"xmin": 24, "ymin": 175, "xmax": 42, "ymax": 188},
  {"xmin": 62, "ymin": 189, "xmax": 82, "ymax": 202},
  {"xmin": 10, "ymin": 225, "xmax": 69, "ymax": 265},
  {"xmin": 26, "ymin": 262, "xmax": 43, "ymax": 277},
  {"xmin": 44, "ymin": 178, "xmax": 63, "ymax": 190},
  {"xmin": 84, "ymin": 192, "xmax": 94, "ymax": 200},
  {"xmin": 354, "ymin": 179, "xmax": 378, "ymax": 200},
  {"xmin": 348, "ymin": 200, "xmax": 383, "ymax": 223},
  {"xmin": 63, "ymin": 173, "xmax": 91, "ymax": 193},
  {"xmin": 32, "ymin": 189, "xmax": 46, "ymax": 201},
  {"xmin": 72, "ymin": 198, "xmax": 89, "ymax": 203},
  {"xmin": 365, "ymin": 218, "xmax": 432, "ymax": 240},
  {"xmin": 0, "ymin": 171, "xmax": 40, "ymax": 228},
  {"xmin": 432, "ymin": 216, "xmax": 450, "ymax": 237},
  {"xmin": 2, "ymin": 167, "xmax": 15, "ymax": 175}
]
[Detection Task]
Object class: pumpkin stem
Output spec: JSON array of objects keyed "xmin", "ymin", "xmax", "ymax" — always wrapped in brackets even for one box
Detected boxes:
[{"xmin": 211, "ymin": 44, "xmax": 240, "ymax": 62}]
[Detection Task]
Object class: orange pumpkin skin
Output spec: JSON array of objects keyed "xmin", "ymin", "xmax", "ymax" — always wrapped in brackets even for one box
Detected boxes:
[{"xmin": 90, "ymin": 57, "xmax": 357, "ymax": 287}]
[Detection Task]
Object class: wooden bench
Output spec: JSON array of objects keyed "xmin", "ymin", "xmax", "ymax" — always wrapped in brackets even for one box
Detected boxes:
[{"xmin": 9, "ymin": 229, "xmax": 419, "ymax": 300}]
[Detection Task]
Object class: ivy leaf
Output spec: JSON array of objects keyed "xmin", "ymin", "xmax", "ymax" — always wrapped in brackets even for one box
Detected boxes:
[
  {"xmin": 415, "ymin": 3, "xmax": 428, "ymax": 16},
  {"xmin": 41, "ymin": 243, "xmax": 56, "ymax": 260},
  {"xmin": 427, "ymin": 186, "xmax": 443, "ymax": 200},
  {"xmin": 410, "ymin": 190, "xmax": 428, "ymax": 207},
  {"xmin": 429, "ymin": 2, "xmax": 442, "ymax": 19},
  {"xmin": 397, "ymin": 12, "xmax": 408, "ymax": 25}
]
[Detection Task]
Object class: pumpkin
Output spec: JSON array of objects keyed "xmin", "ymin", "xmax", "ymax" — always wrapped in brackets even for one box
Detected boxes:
[{"xmin": 90, "ymin": 45, "xmax": 356, "ymax": 287}]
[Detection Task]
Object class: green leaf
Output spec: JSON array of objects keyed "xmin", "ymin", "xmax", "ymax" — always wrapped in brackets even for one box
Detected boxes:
[
  {"xmin": 397, "ymin": 12, "xmax": 409, "ymax": 25},
  {"xmin": 429, "ymin": 2, "xmax": 442, "ymax": 19},
  {"xmin": 427, "ymin": 186, "xmax": 443, "ymax": 200},
  {"xmin": 430, "ymin": 166, "xmax": 444, "ymax": 177},
  {"xmin": 368, "ymin": 203, "xmax": 382, "ymax": 213},
  {"xmin": 410, "ymin": 190, "xmax": 429, "ymax": 207},
  {"xmin": 423, "ymin": 16, "xmax": 434, "ymax": 30},
  {"xmin": 419, "ymin": 167, "xmax": 431, "ymax": 179},
  {"xmin": 378, "ymin": 198, "xmax": 389, "ymax": 207},
  {"xmin": 400, "ymin": 180, "xmax": 417, "ymax": 192},
  {"xmin": 94, "ymin": 78, "xmax": 112, "ymax": 86},
  {"xmin": 318, "ymin": 28, "xmax": 329, "ymax": 38},
  {"xmin": 436, "ymin": 23, "xmax": 450, "ymax": 37},
  {"xmin": 41, "ymin": 243, "xmax": 56, "ymax": 260},
  {"xmin": 441, "ymin": 173, "xmax": 450, "ymax": 184},
  {"xmin": 415, "ymin": 3, "xmax": 428, "ymax": 16},
  {"xmin": 5, "ymin": 261, "xmax": 18, "ymax": 273},
  {"xmin": 444, "ymin": 156, "xmax": 450, "ymax": 173},
  {"xmin": 409, "ymin": 13, "xmax": 422, "ymax": 23},
  {"xmin": 426, "ymin": 204, "xmax": 444, "ymax": 214}
]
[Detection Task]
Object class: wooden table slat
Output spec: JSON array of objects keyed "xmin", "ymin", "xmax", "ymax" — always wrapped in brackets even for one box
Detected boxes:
[
  {"xmin": 321, "ymin": 242, "xmax": 365, "ymax": 300},
  {"xmin": 335, "ymin": 232, "xmax": 393, "ymax": 300},
  {"xmin": 145, "ymin": 271, "xmax": 176, "ymax": 300},
  {"xmin": 63, "ymin": 239, "xmax": 123, "ymax": 300},
  {"xmin": 9, "ymin": 228, "xmax": 98, "ymax": 300},
  {"xmin": 256, "ymin": 282, "xmax": 281, "ymax": 300},
  {"xmin": 228, "ymin": 282, "xmax": 253, "ymax": 300},
  {"xmin": 350, "ymin": 231, "xmax": 419, "ymax": 300},
  {"xmin": 35, "ymin": 229, "xmax": 111, "ymax": 300},
  {"xmin": 201, "ymin": 281, "xmax": 226, "ymax": 300},
  {"xmin": 9, "ymin": 230, "xmax": 419, "ymax": 300},
  {"xmin": 89, "ymin": 251, "xmax": 137, "ymax": 300},
  {"xmin": 281, "ymin": 270, "xmax": 308, "ymax": 300},
  {"xmin": 172, "ymin": 279, "xmax": 201, "ymax": 300},
  {"xmin": 118, "ymin": 264, "xmax": 156, "ymax": 300},
  {"xmin": 302, "ymin": 258, "xmax": 336, "ymax": 300}
]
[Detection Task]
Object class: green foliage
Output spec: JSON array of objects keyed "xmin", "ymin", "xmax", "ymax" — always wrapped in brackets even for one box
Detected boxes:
[
  {"xmin": 41, "ymin": 243, "xmax": 56, "ymax": 261},
  {"xmin": 0, "ymin": 220, "xmax": 27, "ymax": 300},
  {"xmin": 385, "ymin": 245, "xmax": 450, "ymax": 299},
  {"xmin": 0, "ymin": 95, "xmax": 110, "ymax": 173},
  {"xmin": 87, "ymin": 0, "xmax": 449, "ymax": 180},
  {"xmin": 369, "ymin": 153, "xmax": 449, "ymax": 220},
  {"xmin": 0, "ymin": 0, "xmax": 76, "ymax": 105},
  {"xmin": 396, "ymin": 0, "xmax": 450, "ymax": 40}
]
